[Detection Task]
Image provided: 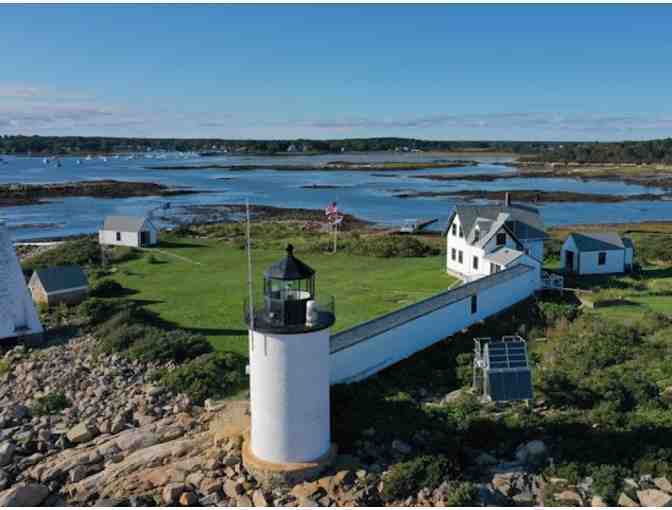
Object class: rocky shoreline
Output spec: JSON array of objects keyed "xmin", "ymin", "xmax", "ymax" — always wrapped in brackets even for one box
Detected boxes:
[
  {"xmin": 394, "ymin": 189, "xmax": 672, "ymax": 203},
  {"xmin": 146, "ymin": 160, "xmax": 479, "ymax": 172},
  {"xmin": 0, "ymin": 181, "xmax": 201, "ymax": 208}
]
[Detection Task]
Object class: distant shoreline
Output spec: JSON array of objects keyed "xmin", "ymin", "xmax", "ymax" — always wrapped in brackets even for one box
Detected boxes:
[{"xmin": 145, "ymin": 160, "xmax": 480, "ymax": 172}]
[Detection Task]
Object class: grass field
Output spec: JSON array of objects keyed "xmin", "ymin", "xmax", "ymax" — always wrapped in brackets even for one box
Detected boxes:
[{"xmin": 107, "ymin": 235, "xmax": 457, "ymax": 355}]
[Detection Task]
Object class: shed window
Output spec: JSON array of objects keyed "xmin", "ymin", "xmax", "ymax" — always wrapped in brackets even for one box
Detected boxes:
[
  {"xmin": 496, "ymin": 232, "xmax": 506, "ymax": 246},
  {"xmin": 451, "ymin": 248, "xmax": 456, "ymax": 261},
  {"xmin": 470, "ymin": 295, "xmax": 478, "ymax": 314},
  {"xmin": 474, "ymin": 229, "xmax": 480, "ymax": 242},
  {"xmin": 459, "ymin": 226, "xmax": 464, "ymax": 238},
  {"xmin": 598, "ymin": 252, "xmax": 607, "ymax": 265},
  {"xmin": 116, "ymin": 232, "xmax": 122, "ymax": 242},
  {"xmin": 473, "ymin": 256, "xmax": 479, "ymax": 270},
  {"xmin": 451, "ymin": 224, "xmax": 457, "ymax": 236},
  {"xmin": 458, "ymin": 250, "xmax": 463, "ymax": 264}
]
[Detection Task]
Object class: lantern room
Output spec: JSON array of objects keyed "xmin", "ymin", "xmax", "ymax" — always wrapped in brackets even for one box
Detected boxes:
[{"xmin": 244, "ymin": 244, "xmax": 334, "ymax": 334}]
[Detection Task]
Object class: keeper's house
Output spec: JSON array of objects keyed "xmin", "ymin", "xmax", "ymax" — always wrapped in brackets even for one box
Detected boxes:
[
  {"xmin": 99, "ymin": 215, "xmax": 158, "ymax": 248},
  {"xmin": 444, "ymin": 194, "xmax": 547, "ymax": 281},
  {"xmin": 561, "ymin": 232, "xmax": 634, "ymax": 275},
  {"xmin": 29, "ymin": 265, "xmax": 89, "ymax": 306}
]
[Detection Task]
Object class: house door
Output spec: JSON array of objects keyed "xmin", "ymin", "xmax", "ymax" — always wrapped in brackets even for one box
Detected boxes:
[
  {"xmin": 139, "ymin": 231, "xmax": 149, "ymax": 246},
  {"xmin": 565, "ymin": 251, "xmax": 574, "ymax": 272}
]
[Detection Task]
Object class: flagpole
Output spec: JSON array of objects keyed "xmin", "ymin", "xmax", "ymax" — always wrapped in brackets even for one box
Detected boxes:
[{"xmin": 245, "ymin": 199, "xmax": 255, "ymax": 349}]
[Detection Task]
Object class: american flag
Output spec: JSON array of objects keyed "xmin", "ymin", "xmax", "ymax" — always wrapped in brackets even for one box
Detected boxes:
[{"xmin": 325, "ymin": 201, "xmax": 338, "ymax": 217}]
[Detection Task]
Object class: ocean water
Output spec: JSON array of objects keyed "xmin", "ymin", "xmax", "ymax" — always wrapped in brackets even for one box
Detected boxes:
[{"xmin": 0, "ymin": 153, "xmax": 670, "ymax": 240}]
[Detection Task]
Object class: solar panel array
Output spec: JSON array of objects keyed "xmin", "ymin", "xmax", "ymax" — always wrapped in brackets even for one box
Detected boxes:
[{"xmin": 484, "ymin": 339, "xmax": 533, "ymax": 402}]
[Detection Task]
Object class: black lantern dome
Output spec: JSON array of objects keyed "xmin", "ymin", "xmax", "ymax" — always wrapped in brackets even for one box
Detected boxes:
[{"xmin": 244, "ymin": 244, "xmax": 335, "ymax": 334}]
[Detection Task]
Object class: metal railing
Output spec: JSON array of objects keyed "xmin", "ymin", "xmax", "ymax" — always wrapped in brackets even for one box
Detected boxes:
[{"xmin": 244, "ymin": 293, "xmax": 335, "ymax": 334}]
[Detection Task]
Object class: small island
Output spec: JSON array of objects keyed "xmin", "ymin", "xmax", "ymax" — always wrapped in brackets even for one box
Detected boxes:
[{"xmin": 0, "ymin": 180, "xmax": 200, "ymax": 207}]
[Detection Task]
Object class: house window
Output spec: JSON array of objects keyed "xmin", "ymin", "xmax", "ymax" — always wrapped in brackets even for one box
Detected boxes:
[
  {"xmin": 459, "ymin": 226, "xmax": 464, "ymax": 238},
  {"xmin": 458, "ymin": 250, "xmax": 463, "ymax": 264},
  {"xmin": 473, "ymin": 256, "xmax": 479, "ymax": 270},
  {"xmin": 474, "ymin": 229, "xmax": 480, "ymax": 242},
  {"xmin": 451, "ymin": 248, "xmax": 456, "ymax": 261},
  {"xmin": 598, "ymin": 252, "xmax": 607, "ymax": 265},
  {"xmin": 470, "ymin": 295, "xmax": 478, "ymax": 314},
  {"xmin": 496, "ymin": 232, "xmax": 506, "ymax": 246},
  {"xmin": 451, "ymin": 224, "xmax": 457, "ymax": 236},
  {"xmin": 116, "ymin": 232, "xmax": 122, "ymax": 242}
]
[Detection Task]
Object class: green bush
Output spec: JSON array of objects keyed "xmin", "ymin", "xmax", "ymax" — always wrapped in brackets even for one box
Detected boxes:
[
  {"xmin": 22, "ymin": 238, "xmax": 100, "ymax": 272},
  {"xmin": 91, "ymin": 279, "xmax": 124, "ymax": 298},
  {"xmin": 159, "ymin": 352, "xmax": 246, "ymax": 404},
  {"xmin": 127, "ymin": 330, "xmax": 212, "ymax": 363},
  {"xmin": 31, "ymin": 391, "xmax": 69, "ymax": 416},
  {"xmin": 591, "ymin": 464, "xmax": 625, "ymax": 504},
  {"xmin": 78, "ymin": 298, "xmax": 120, "ymax": 325},
  {"xmin": 442, "ymin": 481, "xmax": 479, "ymax": 506},
  {"xmin": 382, "ymin": 455, "xmax": 459, "ymax": 502}
]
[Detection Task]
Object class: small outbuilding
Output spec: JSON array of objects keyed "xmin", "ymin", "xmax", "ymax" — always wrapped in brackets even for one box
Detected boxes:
[
  {"xmin": 99, "ymin": 215, "xmax": 158, "ymax": 248},
  {"xmin": 561, "ymin": 232, "xmax": 634, "ymax": 275},
  {"xmin": 29, "ymin": 265, "xmax": 89, "ymax": 306}
]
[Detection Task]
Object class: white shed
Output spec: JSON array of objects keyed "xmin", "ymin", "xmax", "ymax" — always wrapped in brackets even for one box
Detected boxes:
[
  {"xmin": 561, "ymin": 232, "xmax": 634, "ymax": 275},
  {"xmin": 99, "ymin": 216, "xmax": 158, "ymax": 248}
]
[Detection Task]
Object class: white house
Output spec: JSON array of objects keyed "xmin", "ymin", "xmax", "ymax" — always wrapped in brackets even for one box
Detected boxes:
[
  {"xmin": 99, "ymin": 216, "xmax": 158, "ymax": 248},
  {"xmin": 444, "ymin": 194, "xmax": 547, "ymax": 281},
  {"xmin": 561, "ymin": 232, "xmax": 634, "ymax": 275}
]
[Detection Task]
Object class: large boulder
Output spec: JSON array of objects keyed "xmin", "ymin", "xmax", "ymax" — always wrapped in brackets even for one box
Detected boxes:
[
  {"xmin": 637, "ymin": 489, "xmax": 672, "ymax": 507},
  {"xmin": 0, "ymin": 483, "xmax": 50, "ymax": 506},
  {"xmin": 0, "ymin": 442, "xmax": 15, "ymax": 467},
  {"xmin": 67, "ymin": 422, "xmax": 99, "ymax": 444}
]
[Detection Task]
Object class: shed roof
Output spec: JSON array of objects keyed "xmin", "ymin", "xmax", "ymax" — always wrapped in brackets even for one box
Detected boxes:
[
  {"xmin": 32, "ymin": 265, "xmax": 88, "ymax": 294},
  {"xmin": 568, "ymin": 232, "xmax": 627, "ymax": 252},
  {"xmin": 102, "ymin": 216, "xmax": 148, "ymax": 232}
]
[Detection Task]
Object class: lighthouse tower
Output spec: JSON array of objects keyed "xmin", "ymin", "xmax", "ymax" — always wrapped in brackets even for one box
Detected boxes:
[
  {"xmin": 243, "ymin": 244, "xmax": 335, "ymax": 474},
  {"xmin": 0, "ymin": 221, "xmax": 43, "ymax": 342}
]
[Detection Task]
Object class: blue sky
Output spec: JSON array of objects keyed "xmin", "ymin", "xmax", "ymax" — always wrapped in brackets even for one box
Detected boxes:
[{"xmin": 1, "ymin": 4, "xmax": 672, "ymax": 141}]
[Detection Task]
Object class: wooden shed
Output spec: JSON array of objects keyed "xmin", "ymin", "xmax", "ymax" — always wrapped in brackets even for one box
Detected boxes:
[{"xmin": 29, "ymin": 265, "xmax": 89, "ymax": 306}]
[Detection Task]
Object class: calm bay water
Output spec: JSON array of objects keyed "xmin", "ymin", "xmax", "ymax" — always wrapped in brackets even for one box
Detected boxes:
[{"xmin": 0, "ymin": 153, "xmax": 670, "ymax": 240}]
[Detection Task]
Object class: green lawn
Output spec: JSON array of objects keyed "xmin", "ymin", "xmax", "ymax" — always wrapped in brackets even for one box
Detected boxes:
[{"xmin": 108, "ymin": 236, "xmax": 456, "ymax": 355}]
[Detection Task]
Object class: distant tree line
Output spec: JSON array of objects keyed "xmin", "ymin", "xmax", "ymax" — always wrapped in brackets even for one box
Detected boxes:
[
  {"xmin": 524, "ymin": 138, "xmax": 672, "ymax": 164},
  {"xmin": 0, "ymin": 134, "xmax": 560, "ymax": 156}
]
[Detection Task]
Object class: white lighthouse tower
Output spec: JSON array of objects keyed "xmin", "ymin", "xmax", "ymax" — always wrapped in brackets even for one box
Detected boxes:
[
  {"xmin": 243, "ymin": 244, "xmax": 335, "ymax": 478},
  {"xmin": 0, "ymin": 221, "xmax": 43, "ymax": 342}
]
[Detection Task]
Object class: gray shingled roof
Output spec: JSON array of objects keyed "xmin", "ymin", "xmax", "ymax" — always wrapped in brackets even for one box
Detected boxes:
[
  {"xmin": 446, "ymin": 203, "xmax": 546, "ymax": 247},
  {"xmin": 568, "ymin": 232, "xmax": 628, "ymax": 252},
  {"xmin": 484, "ymin": 247, "xmax": 525, "ymax": 266},
  {"xmin": 102, "ymin": 216, "xmax": 148, "ymax": 232},
  {"xmin": 32, "ymin": 265, "xmax": 88, "ymax": 294}
]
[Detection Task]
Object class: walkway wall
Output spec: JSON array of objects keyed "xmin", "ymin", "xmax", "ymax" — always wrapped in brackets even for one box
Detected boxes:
[{"xmin": 329, "ymin": 263, "xmax": 539, "ymax": 384}]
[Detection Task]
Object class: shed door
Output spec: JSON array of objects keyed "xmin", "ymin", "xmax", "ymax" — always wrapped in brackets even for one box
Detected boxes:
[
  {"xmin": 140, "ymin": 231, "xmax": 149, "ymax": 246},
  {"xmin": 565, "ymin": 251, "xmax": 574, "ymax": 272}
]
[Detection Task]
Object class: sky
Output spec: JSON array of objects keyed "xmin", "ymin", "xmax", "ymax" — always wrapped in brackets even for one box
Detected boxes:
[{"xmin": 1, "ymin": 4, "xmax": 672, "ymax": 141}]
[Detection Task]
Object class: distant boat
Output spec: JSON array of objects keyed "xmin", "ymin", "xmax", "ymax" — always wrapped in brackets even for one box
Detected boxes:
[
  {"xmin": 56, "ymin": 160, "xmax": 62, "ymax": 168},
  {"xmin": 100, "ymin": 157, "xmax": 108, "ymax": 162},
  {"xmin": 76, "ymin": 159, "xmax": 81, "ymax": 165},
  {"xmin": 42, "ymin": 157, "xmax": 49, "ymax": 165},
  {"xmin": 85, "ymin": 155, "xmax": 93, "ymax": 161}
]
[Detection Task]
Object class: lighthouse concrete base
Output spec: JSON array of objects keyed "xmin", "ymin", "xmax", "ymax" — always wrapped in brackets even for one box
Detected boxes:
[{"xmin": 242, "ymin": 433, "xmax": 337, "ymax": 489}]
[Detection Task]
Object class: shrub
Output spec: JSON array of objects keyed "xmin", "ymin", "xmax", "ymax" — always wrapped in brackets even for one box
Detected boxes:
[
  {"xmin": 382, "ymin": 455, "xmax": 458, "ymax": 502},
  {"xmin": 91, "ymin": 279, "xmax": 124, "ymax": 298},
  {"xmin": 159, "ymin": 352, "xmax": 246, "ymax": 404},
  {"xmin": 0, "ymin": 360, "xmax": 11, "ymax": 376},
  {"xmin": 31, "ymin": 391, "xmax": 69, "ymax": 416},
  {"xmin": 591, "ymin": 464, "xmax": 625, "ymax": 504},
  {"xmin": 127, "ymin": 330, "xmax": 212, "ymax": 363},
  {"xmin": 78, "ymin": 298, "xmax": 120, "ymax": 325},
  {"xmin": 442, "ymin": 481, "xmax": 479, "ymax": 506},
  {"xmin": 22, "ymin": 238, "xmax": 101, "ymax": 272},
  {"xmin": 146, "ymin": 254, "xmax": 160, "ymax": 264},
  {"xmin": 100, "ymin": 323, "xmax": 155, "ymax": 354}
]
